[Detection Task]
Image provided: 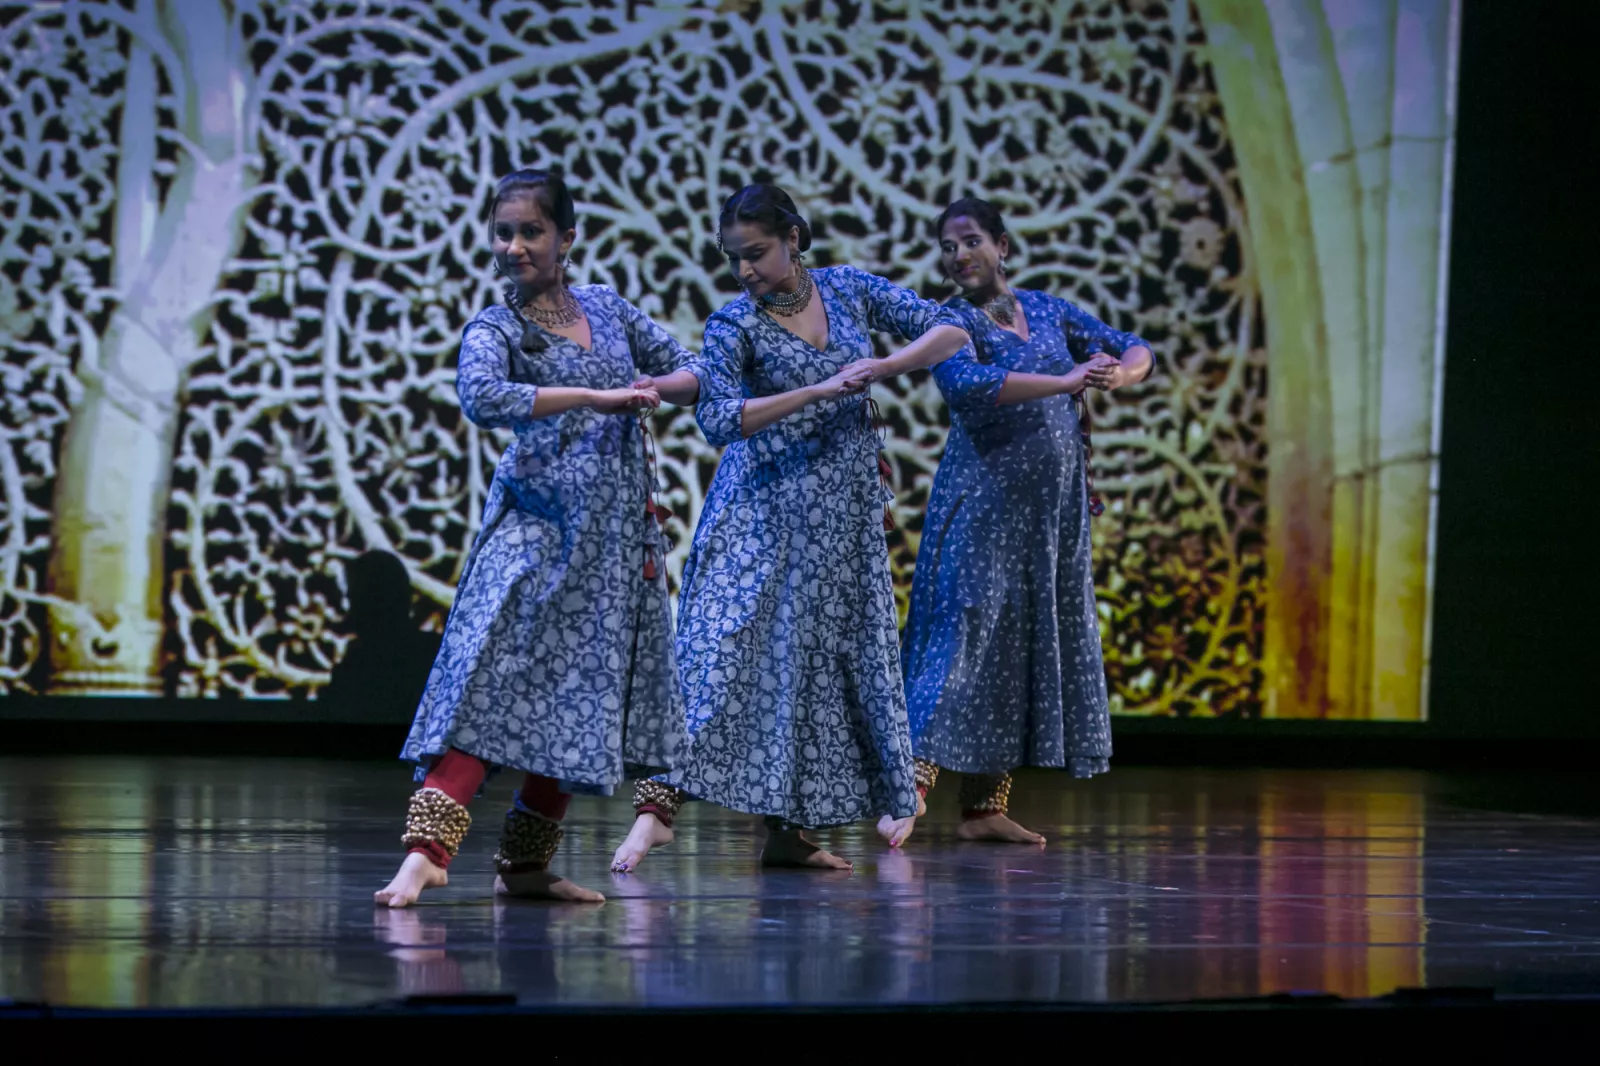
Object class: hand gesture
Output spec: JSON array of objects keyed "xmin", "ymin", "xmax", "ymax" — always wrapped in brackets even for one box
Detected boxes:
[
  {"xmin": 1061, "ymin": 363, "xmax": 1092, "ymax": 395},
  {"xmin": 592, "ymin": 384, "xmax": 661, "ymax": 413},
  {"xmin": 839, "ymin": 358, "xmax": 880, "ymax": 384},
  {"xmin": 818, "ymin": 361, "xmax": 875, "ymax": 398},
  {"xmin": 1083, "ymin": 353, "xmax": 1124, "ymax": 391}
]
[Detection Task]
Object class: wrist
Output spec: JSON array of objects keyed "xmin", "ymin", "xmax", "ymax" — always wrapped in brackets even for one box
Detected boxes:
[{"xmin": 579, "ymin": 388, "xmax": 600, "ymax": 407}]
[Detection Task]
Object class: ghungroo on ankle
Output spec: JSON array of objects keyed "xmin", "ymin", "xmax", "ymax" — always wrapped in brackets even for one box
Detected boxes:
[
  {"xmin": 632, "ymin": 779, "xmax": 684, "ymax": 828},
  {"xmin": 958, "ymin": 772, "xmax": 1013, "ymax": 818},
  {"xmin": 494, "ymin": 805, "xmax": 563, "ymax": 875},
  {"xmin": 402, "ymin": 787, "xmax": 472, "ymax": 858}
]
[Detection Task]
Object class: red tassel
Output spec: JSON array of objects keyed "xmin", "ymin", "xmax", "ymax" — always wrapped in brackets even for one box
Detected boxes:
[{"xmin": 643, "ymin": 553, "xmax": 658, "ymax": 580}]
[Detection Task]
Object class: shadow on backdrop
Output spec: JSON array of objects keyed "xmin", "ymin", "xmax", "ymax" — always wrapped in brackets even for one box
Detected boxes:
[{"xmin": 321, "ymin": 551, "xmax": 441, "ymax": 724}]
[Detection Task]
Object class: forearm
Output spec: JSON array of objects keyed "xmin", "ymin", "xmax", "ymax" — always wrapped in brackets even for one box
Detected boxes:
[
  {"xmin": 875, "ymin": 325, "xmax": 971, "ymax": 378},
  {"xmin": 1119, "ymin": 345, "xmax": 1153, "ymax": 382},
  {"xmin": 529, "ymin": 387, "xmax": 596, "ymax": 419},
  {"xmin": 739, "ymin": 384, "xmax": 822, "ymax": 437},
  {"xmin": 651, "ymin": 370, "xmax": 701, "ymax": 406},
  {"xmin": 995, "ymin": 371, "xmax": 1078, "ymax": 406}
]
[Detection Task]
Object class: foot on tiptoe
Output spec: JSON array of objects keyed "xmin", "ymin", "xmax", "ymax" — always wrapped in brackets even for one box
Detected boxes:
[
  {"xmin": 956, "ymin": 813, "xmax": 1046, "ymax": 845},
  {"xmin": 374, "ymin": 851, "xmax": 448, "ymax": 909},
  {"xmin": 760, "ymin": 828, "xmax": 853, "ymax": 870},
  {"xmin": 876, "ymin": 814, "xmax": 917, "ymax": 848},
  {"xmin": 494, "ymin": 871, "xmax": 605, "ymax": 903},
  {"xmin": 610, "ymin": 812, "xmax": 674, "ymax": 873}
]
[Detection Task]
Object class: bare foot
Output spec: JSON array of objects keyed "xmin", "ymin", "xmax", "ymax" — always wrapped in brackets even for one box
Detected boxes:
[
  {"xmin": 956, "ymin": 813, "xmax": 1046, "ymax": 845},
  {"xmin": 760, "ymin": 828, "xmax": 852, "ymax": 870},
  {"xmin": 611, "ymin": 812, "xmax": 674, "ymax": 873},
  {"xmin": 494, "ymin": 871, "xmax": 605, "ymax": 903},
  {"xmin": 374, "ymin": 851, "xmax": 448, "ymax": 908},
  {"xmin": 876, "ymin": 814, "xmax": 917, "ymax": 848}
]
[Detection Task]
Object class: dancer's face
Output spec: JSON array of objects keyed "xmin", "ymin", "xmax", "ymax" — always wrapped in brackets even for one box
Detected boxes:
[
  {"xmin": 939, "ymin": 215, "xmax": 1008, "ymax": 294},
  {"xmin": 721, "ymin": 221, "xmax": 801, "ymax": 297},
  {"xmin": 491, "ymin": 194, "xmax": 574, "ymax": 292}
]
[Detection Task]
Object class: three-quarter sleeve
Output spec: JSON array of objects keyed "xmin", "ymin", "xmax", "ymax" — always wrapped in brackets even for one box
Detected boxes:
[
  {"xmin": 930, "ymin": 303, "xmax": 1008, "ymax": 416},
  {"xmin": 855, "ymin": 266, "xmax": 964, "ymax": 340},
  {"xmin": 456, "ymin": 316, "xmax": 540, "ymax": 431},
  {"xmin": 1055, "ymin": 297, "xmax": 1153, "ymax": 370},
  {"xmin": 932, "ymin": 346, "xmax": 1009, "ymax": 414},
  {"xmin": 606, "ymin": 287, "xmax": 702, "ymax": 379},
  {"xmin": 693, "ymin": 314, "xmax": 752, "ymax": 447}
]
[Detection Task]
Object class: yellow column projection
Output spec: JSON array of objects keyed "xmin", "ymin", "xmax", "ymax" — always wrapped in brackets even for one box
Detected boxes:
[{"xmin": 1195, "ymin": 0, "xmax": 1457, "ymax": 719}]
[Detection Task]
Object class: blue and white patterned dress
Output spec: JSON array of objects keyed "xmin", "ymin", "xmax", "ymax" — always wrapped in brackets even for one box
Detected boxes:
[
  {"xmin": 668, "ymin": 266, "xmax": 963, "ymax": 827},
  {"xmin": 902, "ymin": 289, "xmax": 1150, "ymax": 778},
  {"xmin": 401, "ymin": 285, "xmax": 702, "ymax": 793}
]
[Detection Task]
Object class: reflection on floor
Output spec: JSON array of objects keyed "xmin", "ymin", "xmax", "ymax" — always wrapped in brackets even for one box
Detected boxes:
[{"xmin": 1, "ymin": 757, "xmax": 1597, "ymax": 1009}]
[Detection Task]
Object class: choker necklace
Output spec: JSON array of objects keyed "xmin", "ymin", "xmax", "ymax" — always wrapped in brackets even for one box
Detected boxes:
[
  {"xmin": 758, "ymin": 265, "xmax": 814, "ymax": 317},
  {"xmin": 508, "ymin": 287, "xmax": 582, "ymax": 329},
  {"xmin": 981, "ymin": 290, "xmax": 1018, "ymax": 327}
]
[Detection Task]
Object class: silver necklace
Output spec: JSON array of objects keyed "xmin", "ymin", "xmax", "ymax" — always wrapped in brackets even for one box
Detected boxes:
[
  {"xmin": 507, "ymin": 287, "xmax": 582, "ymax": 329},
  {"xmin": 758, "ymin": 265, "xmax": 814, "ymax": 317}
]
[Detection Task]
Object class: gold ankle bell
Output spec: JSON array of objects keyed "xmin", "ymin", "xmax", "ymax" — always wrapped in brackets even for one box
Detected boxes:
[
  {"xmin": 632, "ymin": 779, "xmax": 685, "ymax": 820},
  {"xmin": 494, "ymin": 806, "xmax": 564, "ymax": 875},
  {"xmin": 402, "ymin": 787, "xmax": 472, "ymax": 858},
  {"xmin": 958, "ymin": 772, "xmax": 1013, "ymax": 816}
]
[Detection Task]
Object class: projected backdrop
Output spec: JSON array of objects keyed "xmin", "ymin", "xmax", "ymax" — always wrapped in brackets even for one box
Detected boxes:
[{"xmin": 0, "ymin": 0, "xmax": 1457, "ymax": 719}]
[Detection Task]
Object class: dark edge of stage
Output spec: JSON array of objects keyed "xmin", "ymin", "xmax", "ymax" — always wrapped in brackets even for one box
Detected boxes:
[
  {"xmin": 3, "ymin": 993, "xmax": 1599, "ymax": 1048},
  {"xmin": 4, "ymin": 698, "xmax": 1599, "ymax": 774}
]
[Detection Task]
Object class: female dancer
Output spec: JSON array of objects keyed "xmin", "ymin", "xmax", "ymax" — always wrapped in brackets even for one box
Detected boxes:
[
  {"xmin": 610, "ymin": 185, "xmax": 971, "ymax": 872},
  {"xmin": 900, "ymin": 197, "xmax": 1153, "ymax": 844},
  {"xmin": 375, "ymin": 168, "xmax": 703, "ymax": 907}
]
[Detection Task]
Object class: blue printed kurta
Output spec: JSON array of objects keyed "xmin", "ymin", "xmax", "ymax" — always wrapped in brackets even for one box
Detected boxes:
[
  {"xmin": 669, "ymin": 266, "xmax": 961, "ymax": 827},
  {"xmin": 902, "ymin": 289, "xmax": 1150, "ymax": 778},
  {"xmin": 401, "ymin": 285, "xmax": 701, "ymax": 792}
]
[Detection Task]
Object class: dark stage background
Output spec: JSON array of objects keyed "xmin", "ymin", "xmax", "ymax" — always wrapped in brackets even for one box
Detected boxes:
[{"xmin": 1424, "ymin": 0, "xmax": 1594, "ymax": 744}]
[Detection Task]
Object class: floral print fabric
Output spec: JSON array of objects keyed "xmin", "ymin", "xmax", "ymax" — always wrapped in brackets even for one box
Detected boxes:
[
  {"xmin": 401, "ymin": 286, "xmax": 702, "ymax": 793},
  {"xmin": 902, "ymin": 288, "xmax": 1150, "ymax": 778},
  {"xmin": 667, "ymin": 266, "xmax": 962, "ymax": 827}
]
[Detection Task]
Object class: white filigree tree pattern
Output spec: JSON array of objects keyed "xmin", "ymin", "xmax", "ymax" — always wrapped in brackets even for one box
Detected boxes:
[{"xmin": 0, "ymin": 0, "xmax": 1264, "ymax": 717}]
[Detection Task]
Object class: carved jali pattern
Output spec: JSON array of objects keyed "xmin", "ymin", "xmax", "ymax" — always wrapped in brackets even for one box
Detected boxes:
[{"xmin": 0, "ymin": 0, "xmax": 1264, "ymax": 716}]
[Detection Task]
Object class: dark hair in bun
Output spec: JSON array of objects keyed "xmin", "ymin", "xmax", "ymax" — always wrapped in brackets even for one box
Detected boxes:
[
  {"xmin": 935, "ymin": 196, "xmax": 1007, "ymax": 244},
  {"xmin": 718, "ymin": 184, "xmax": 812, "ymax": 251},
  {"xmin": 486, "ymin": 166, "xmax": 577, "ymax": 231}
]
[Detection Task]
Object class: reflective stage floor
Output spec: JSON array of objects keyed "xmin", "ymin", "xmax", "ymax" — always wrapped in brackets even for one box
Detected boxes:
[{"xmin": 2, "ymin": 757, "xmax": 1599, "ymax": 1011}]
